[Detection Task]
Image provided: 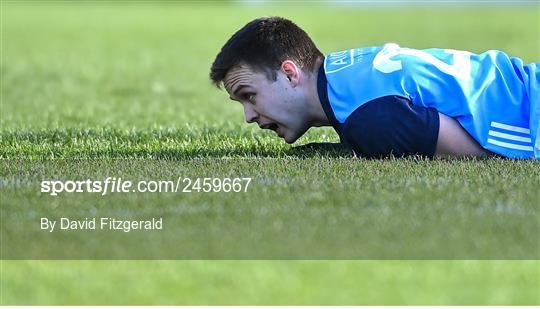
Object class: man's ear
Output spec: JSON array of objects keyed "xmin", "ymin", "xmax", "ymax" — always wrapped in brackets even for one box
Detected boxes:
[{"xmin": 280, "ymin": 60, "xmax": 300, "ymax": 87}]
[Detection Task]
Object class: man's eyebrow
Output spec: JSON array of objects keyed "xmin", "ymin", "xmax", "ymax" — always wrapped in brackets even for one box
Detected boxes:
[
  {"xmin": 232, "ymin": 84, "xmax": 249, "ymax": 96},
  {"xmin": 228, "ymin": 84, "xmax": 249, "ymax": 101}
]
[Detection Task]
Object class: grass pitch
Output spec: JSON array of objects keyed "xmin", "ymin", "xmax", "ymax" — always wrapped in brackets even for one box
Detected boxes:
[{"xmin": 1, "ymin": 2, "xmax": 539, "ymax": 305}]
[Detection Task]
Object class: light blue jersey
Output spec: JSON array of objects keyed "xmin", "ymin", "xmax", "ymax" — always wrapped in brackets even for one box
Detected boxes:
[{"xmin": 324, "ymin": 43, "xmax": 539, "ymax": 159}]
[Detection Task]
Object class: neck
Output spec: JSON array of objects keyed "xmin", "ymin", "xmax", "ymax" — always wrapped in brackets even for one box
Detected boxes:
[{"xmin": 306, "ymin": 61, "xmax": 331, "ymax": 127}]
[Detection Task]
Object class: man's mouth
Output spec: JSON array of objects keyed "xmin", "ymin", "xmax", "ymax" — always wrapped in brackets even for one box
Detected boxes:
[
  {"xmin": 260, "ymin": 123, "xmax": 279, "ymax": 132},
  {"xmin": 260, "ymin": 123, "xmax": 284, "ymax": 138}
]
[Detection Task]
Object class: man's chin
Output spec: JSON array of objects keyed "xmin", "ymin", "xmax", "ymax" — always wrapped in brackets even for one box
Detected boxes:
[
  {"xmin": 284, "ymin": 137, "xmax": 296, "ymax": 144},
  {"xmin": 282, "ymin": 131, "xmax": 303, "ymax": 144},
  {"xmin": 279, "ymin": 126, "xmax": 309, "ymax": 144}
]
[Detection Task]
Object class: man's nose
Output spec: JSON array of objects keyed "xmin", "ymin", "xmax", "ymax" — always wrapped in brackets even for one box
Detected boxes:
[{"xmin": 243, "ymin": 104, "xmax": 259, "ymax": 123}]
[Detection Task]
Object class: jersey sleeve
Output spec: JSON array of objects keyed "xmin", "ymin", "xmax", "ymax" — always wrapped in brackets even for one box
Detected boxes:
[{"xmin": 340, "ymin": 95, "xmax": 440, "ymax": 158}]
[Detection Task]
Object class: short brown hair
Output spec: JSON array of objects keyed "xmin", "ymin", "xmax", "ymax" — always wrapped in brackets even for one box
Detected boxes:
[{"xmin": 210, "ymin": 16, "xmax": 323, "ymax": 88}]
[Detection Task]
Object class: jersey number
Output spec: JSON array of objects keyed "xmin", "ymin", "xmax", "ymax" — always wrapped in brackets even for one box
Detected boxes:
[{"xmin": 373, "ymin": 43, "xmax": 472, "ymax": 81}]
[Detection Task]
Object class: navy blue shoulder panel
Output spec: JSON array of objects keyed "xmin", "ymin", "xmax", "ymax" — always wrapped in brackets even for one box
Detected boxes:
[{"xmin": 341, "ymin": 95, "xmax": 440, "ymax": 158}]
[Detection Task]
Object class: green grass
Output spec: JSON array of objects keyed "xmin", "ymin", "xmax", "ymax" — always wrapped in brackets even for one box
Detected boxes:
[
  {"xmin": 2, "ymin": 260, "xmax": 538, "ymax": 305},
  {"xmin": 1, "ymin": 2, "xmax": 539, "ymax": 305},
  {"xmin": 2, "ymin": 158, "xmax": 539, "ymax": 260}
]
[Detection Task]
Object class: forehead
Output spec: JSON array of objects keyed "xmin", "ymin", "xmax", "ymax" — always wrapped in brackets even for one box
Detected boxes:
[{"xmin": 223, "ymin": 64, "xmax": 266, "ymax": 94}]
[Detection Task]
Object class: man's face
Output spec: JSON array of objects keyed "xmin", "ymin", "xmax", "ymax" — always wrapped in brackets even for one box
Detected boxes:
[{"xmin": 223, "ymin": 64, "xmax": 311, "ymax": 144}]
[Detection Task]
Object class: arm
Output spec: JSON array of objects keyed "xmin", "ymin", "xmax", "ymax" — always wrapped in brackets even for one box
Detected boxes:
[
  {"xmin": 436, "ymin": 112, "xmax": 489, "ymax": 157},
  {"xmin": 340, "ymin": 95, "xmax": 489, "ymax": 158}
]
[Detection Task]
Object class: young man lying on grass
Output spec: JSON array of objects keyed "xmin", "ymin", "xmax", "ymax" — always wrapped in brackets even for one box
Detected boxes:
[{"xmin": 209, "ymin": 17, "xmax": 539, "ymax": 159}]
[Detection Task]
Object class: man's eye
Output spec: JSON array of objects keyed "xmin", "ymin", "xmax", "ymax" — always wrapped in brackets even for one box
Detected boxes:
[{"xmin": 246, "ymin": 94, "xmax": 255, "ymax": 104}]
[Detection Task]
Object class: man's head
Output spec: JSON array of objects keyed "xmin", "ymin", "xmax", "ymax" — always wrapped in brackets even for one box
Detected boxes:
[{"xmin": 210, "ymin": 16, "xmax": 324, "ymax": 143}]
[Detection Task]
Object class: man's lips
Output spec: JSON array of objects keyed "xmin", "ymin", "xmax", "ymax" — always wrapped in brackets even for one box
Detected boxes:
[
  {"xmin": 260, "ymin": 123, "xmax": 284, "ymax": 138},
  {"xmin": 260, "ymin": 123, "xmax": 278, "ymax": 132},
  {"xmin": 277, "ymin": 127, "xmax": 284, "ymax": 138}
]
